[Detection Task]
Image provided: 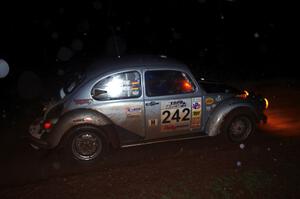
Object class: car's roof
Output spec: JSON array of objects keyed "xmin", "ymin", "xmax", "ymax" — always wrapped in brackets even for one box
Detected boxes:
[{"xmin": 85, "ymin": 55, "xmax": 190, "ymax": 80}]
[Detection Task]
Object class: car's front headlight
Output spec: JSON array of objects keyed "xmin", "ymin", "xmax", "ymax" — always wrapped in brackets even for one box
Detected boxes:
[{"xmin": 263, "ymin": 97, "xmax": 269, "ymax": 109}]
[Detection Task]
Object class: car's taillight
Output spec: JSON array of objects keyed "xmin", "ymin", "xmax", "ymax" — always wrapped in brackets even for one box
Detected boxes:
[{"xmin": 43, "ymin": 121, "xmax": 52, "ymax": 129}]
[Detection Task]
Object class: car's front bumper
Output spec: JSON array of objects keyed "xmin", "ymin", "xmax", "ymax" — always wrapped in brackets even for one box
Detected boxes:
[{"xmin": 260, "ymin": 113, "xmax": 267, "ymax": 124}]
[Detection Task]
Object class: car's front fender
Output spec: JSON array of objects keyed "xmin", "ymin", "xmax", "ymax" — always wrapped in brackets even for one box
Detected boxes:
[{"xmin": 205, "ymin": 98, "xmax": 258, "ymax": 137}]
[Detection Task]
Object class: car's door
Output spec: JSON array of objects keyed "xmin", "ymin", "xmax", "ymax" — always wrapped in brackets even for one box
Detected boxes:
[
  {"xmin": 144, "ymin": 69, "xmax": 202, "ymax": 140},
  {"xmin": 90, "ymin": 70, "xmax": 145, "ymax": 143}
]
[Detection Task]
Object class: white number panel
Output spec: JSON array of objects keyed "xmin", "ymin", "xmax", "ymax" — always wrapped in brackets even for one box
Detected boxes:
[{"xmin": 160, "ymin": 99, "xmax": 191, "ymax": 132}]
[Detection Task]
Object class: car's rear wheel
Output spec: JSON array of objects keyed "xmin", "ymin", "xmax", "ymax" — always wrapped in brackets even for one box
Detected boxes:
[
  {"xmin": 224, "ymin": 110, "xmax": 256, "ymax": 142},
  {"xmin": 66, "ymin": 125, "xmax": 107, "ymax": 161}
]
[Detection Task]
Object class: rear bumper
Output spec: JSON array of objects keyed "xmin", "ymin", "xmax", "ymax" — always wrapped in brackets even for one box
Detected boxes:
[
  {"xmin": 28, "ymin": 119, "xmax": 51, "ymax": 149},
  {"xmin": 28, "ymin": 135, "xmax": 50, "ymax": 149}
]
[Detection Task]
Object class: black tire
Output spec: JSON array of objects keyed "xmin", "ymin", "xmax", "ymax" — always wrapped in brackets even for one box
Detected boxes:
[
  {"xmin": 223, "ymin": 109, "xmax": 256, "ymax": 142},
  {"xmin": 65, "ymin": 125, "xmax": 108, "ymax": 162}
]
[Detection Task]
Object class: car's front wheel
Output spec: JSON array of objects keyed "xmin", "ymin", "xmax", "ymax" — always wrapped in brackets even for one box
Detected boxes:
[
  {"xmin": 66, "ymin": 125, "xmax": 107, "ymax": 161},
  {"xmin": 224, "ymin": 110, "xmax": 256, "ymax": 142}
]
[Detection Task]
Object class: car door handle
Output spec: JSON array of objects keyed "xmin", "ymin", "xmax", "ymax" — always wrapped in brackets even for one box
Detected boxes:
[{"xmin": 146, "ymin": 101, "xmax": 159, "ymax": 106}]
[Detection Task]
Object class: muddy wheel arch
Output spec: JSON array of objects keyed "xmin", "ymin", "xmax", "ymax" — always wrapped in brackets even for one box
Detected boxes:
[
  {"xmin": 205, "ymin": 98, "xmax": 259, "ymax": 137},
  {"xmin": 46, "ymin": 108, "xmax": 120, "ymax": 149}
]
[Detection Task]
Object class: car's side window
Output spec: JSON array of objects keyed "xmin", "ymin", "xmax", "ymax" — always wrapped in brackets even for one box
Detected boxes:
[
  {"xmin": 145, "ymin": 70, "xmax": 195, "ymax": 97},
  {"xmin": 92, "ymin": 71, "xmax": 141, "ymax": 100}
]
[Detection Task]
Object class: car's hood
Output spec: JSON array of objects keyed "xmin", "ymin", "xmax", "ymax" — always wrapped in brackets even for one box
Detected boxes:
[{"xmin": 197, "ymin": 80, "xmax": 241, "ymax": 94}]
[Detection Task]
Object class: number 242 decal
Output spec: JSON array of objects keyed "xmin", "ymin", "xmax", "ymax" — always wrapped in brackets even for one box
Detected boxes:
[{"xmin": 162, "ymin": 108, "xmax": 190, "ymax": 124}]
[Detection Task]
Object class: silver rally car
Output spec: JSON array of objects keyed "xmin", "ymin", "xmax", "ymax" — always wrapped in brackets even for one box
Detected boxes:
[{"xmin": 29, "ymin": 55, "xmax": 268, "ymax": 161}]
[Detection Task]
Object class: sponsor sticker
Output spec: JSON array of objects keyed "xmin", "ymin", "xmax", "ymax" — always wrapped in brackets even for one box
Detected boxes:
[
  {"xmin": 205, "ymin": 97, "xmax": 214, "ymax": 105},
  {"xmin": 162, "ymin": 100, "xmax": 187, "ymax": 110},
  {"xmin": 192, "ymin": 102, "xmax": 201, "ymax": 109},
  {"xmin": 131, "ymin": 87, "xmax": 139, "ymax": 91},
  {"xmin": 161, "ymin": 124, "xmax": 189, "ymax": 131},
  {"xmin": 148, "ymin": 119, "xmax": 158, "ymax": 127},
  {"xmin": 126, "ymin": 107, "xmax": 142, "ymax": 117},
  {"xmin": 206, "ymin": 106, "xmax": 212, "ymax": 112},
  {"xmin": 132, "ymin": 90, "xmax": 140, "ymax": 96},
  {"xmin": 216, "ymin": 95, "xmax": 223, "ymax": 102},
  {"xmin": 191, "ymin": 98, "xmax": 202, "ymax": 128},
  {"xmin": 162, "ymin": 124, "xmax": 177, "ymax": 131},
  {"xmin": 193, "ymin": 111, "xmax": 201, "ymax": 116},
  {"xmin": 123, "ymin": 80, "xmax": 131, "ymax": 86}
]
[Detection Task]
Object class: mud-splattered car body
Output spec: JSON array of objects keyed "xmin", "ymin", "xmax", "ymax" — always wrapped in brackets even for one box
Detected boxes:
[{"xmin": 29, "ymin": 55, "xmax": 268, "ymax": 161}]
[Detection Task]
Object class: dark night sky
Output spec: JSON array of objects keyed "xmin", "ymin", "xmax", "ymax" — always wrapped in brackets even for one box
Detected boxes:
[{"xmin": 0, "ymin": 0, "xmax": 296, "ymax": 80}]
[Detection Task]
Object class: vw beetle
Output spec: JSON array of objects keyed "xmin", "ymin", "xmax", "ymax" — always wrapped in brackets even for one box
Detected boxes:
[{"xmin": 29, "ymin": 55, "xmax": 268, "ymax": 161}]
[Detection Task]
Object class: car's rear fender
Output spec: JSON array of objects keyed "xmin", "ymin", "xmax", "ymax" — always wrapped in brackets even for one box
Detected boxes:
[
  {"xmin": 46, "ymin": 108, "xmax": 119, "ymax": 149},
  {"xmin": 205, "ymin": 98, "xmax": 258, "ymax": 137}
]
